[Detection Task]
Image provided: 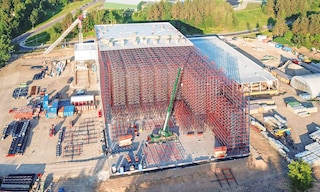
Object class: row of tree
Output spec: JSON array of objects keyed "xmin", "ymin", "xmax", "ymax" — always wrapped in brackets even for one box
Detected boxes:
[
  {"xmin": 132, "ymin": 0, "xmax": 237, "ymax": 32},
  {"xmin": 266, "ymin": 0, "xmax": 320, "ymax": 48},
  {"xmin": 0, "ymin": 0, "xmax": 68, "ymax": 67},
  {"xmin": 54, "ymin": 0, "xmax": 236, "ymax": 40}
]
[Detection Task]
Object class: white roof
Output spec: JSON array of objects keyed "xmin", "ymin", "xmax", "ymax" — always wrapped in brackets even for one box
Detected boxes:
[
  {"xmin": 95, "ymin": 22, "xmax": 192, "ymax": 51},
  {"xmin": 74, "ymin": 43, "xmax": 97, "ymax": 51},
  {"xmin": 71, "ymin": 95, "xmax": 95, "ymax": 102},
  {"xmin": 290, "ymin": 74, "xmax": 320, "ymax": 98},
  {"xmin": 189, "ymin": 36, "xmax": 277, "ymax": 84}
]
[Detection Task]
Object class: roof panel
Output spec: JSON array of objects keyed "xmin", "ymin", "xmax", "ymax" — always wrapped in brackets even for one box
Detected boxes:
[
  {"xmin": 95, "ymin": 22, "xmax": 193, "ymax": 51},
  {"xmin": 189, "ymin": 36, "xmax": 277, "ymax": 84}
]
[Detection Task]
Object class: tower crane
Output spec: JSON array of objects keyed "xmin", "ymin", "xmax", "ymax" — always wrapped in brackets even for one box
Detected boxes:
[{"xmin": 44, "ymin": 11, "xmax": 87, "ymax": 54}]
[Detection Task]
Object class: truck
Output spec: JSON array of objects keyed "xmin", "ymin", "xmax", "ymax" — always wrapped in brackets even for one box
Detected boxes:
[
  {"xmin": 274, "ymin": 127, "xmax": 291, "ymax": 137},
  {"xmin": 147, "ymin": 68, "xmax": 182, "ymax": 144},
  {"xmin": 118, "ymin": 135, "xmax": 133, "ymax": 147}
]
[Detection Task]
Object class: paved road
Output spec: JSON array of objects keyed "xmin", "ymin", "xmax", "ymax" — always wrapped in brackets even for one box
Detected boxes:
[
  {"xmin": 234, "ymin": 0, "xmax": 263, "ymax": 11},
  {"xmin": 13, "ymin": 0, "xmax": 103, "ymax": 51}
]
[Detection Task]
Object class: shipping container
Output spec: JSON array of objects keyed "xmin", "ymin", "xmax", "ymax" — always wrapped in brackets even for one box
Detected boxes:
[
  {"xmin": 48, "ymin": 107, "xmax": 57, "ymax": 114},
  {"xmin": 52, "ymin": 99, "xmax": 59, "ymax": 108},
  {"xmin": 282, "ymin": 46, "xmax": 292, "ymax": 52},
  {"xmin": 46, "ymin": 112, "xmax": 57, "ymax": 119},
  {"xmin": 58, "ymin": 100, "xmax": 71, "ymax": 107},
  {"xmin": 63, "ymin": 105, "xmax": 74, "ymax": 117},
  {"xmin": 44, "ymin": 94, "xmax": 49, "ymax": 102}
]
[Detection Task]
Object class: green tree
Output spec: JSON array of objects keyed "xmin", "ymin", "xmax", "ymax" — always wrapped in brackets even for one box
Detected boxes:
[
  {"xmin": 246, "ymin": 22, "xmax": 251, "ymax": 32},
  {"xmin": 62, "ymin": 12, "xmax": 74, "ymax": 31},
  {"xmin": 288, "ymin": 160, "xmax": 313, "ymax": 191},
  {"xmin": 30, "ymin": 8, "xmax": 39, "ymax": 28},
  {"xmin": 284, "ymin": 30, "xmax": 293, "ymax": 41},
  {"xmin": 0, "ymin": 34, "xmax": 13, "ymax": 67},
  {"xmin": 272, "ymin": 17, "xmax": 288, "ymax": 37},
  {"xmin": 265, "ymin": 0, "xmax": 275, "ymax": 16}
]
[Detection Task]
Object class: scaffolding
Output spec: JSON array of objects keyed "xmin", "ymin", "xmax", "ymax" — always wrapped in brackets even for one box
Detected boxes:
[{"xmin": 99, "ymin": 46, "xmax": 249, "ymax": 156}]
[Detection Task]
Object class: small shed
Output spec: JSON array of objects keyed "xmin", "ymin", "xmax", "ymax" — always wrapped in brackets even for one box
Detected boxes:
[
  {"xmin": 290, "ymin": 74, "xmax": 320, "ymax": 98},
  {"xmin": 71, "ymin": 95, "xmax": 95, "ymax": 106}
]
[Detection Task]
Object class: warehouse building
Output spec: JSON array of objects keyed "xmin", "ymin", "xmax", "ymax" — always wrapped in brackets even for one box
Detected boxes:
[
  {"xmin": 290, "ymin": 73, "xmax": 320, "ymax": 98},
  {"xmin": 95, "ymin": 22, "xmax": 249, "ymax": 157}
]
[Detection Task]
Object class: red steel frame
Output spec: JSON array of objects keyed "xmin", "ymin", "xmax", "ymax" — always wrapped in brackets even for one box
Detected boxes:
[{"xmin": 98, "ymin": 46, "xmax": 249, "ymax": 156}]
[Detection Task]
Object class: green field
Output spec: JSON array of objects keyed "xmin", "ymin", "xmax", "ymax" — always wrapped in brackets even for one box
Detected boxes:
[
  {"xmin": 104, "ymin": 2, "xmax": 136, "ymax": 10},
  {"xmin": 234, "ymin": 3, "xmax": 269, "ymax": 31}
]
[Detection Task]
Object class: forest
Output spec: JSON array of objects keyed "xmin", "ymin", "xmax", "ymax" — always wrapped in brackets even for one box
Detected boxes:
[{"xmin": 0, "ymin": 0, "xmax": 319, "ymax": 67}]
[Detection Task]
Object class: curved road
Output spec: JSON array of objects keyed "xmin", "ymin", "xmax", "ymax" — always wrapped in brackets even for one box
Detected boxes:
[{"xmin": 13, "ymin": 0, "xmax": 103, "ymax": 51}]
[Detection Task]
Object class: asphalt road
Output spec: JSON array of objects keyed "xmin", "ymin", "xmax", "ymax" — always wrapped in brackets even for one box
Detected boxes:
[{"xmin": 13, "ymin": 0, "xmax": 103, "ymax": 51}]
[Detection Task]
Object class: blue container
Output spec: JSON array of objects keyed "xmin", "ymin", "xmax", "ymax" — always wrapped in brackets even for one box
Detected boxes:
[
  {"xmin": 48, "ymin": 107, "xmax": 57, "ymax": 114},
  {"xmin": 63, "ymin": 105, "xmax": 74, "ymax": 117},
  {"xmin": 275, "ymin": 44, "xmax": 282, "ymax": 48},
  {"xmin": 52, "ymin": 99, "xmax": 59, "ymax": 108},
  {"xmin": 44, "ymin": 94, "xmax": 49, "ymax": 102},
  {"xmin": 43, "ymin": 104, "xmax": 48, "ymax": 110},
  {"xmin": 46, "ymin": 112, "xmax": 57, "ymax": 119},
  {"xmin": 58, "ymin": 100, "xmax": 71, "ymax": 107},
  {"xmin": 282, "ymin": 46, "xmax": 292, "ymax": 52}
]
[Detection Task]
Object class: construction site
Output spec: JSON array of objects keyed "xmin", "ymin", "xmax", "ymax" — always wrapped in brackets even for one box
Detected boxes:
[
  {"xmin": 2, "ymin": 17, "xmax": 320, "ymax": 191},
  {"xmin": 92, "ymin": 23, "xmax": 250, "ymax": 174}
]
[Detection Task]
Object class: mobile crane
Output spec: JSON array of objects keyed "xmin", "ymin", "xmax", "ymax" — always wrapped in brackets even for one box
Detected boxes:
[
  {"xmin": 44, "ymin": 11, "xmax": 87, "ymax": 54},
  {"xmin": 147, "ymin": 67, "xmax": 182, "ymax": 144}
]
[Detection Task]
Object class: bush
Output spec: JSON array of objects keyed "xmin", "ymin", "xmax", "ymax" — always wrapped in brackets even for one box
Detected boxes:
[{"xmin": 288, "ymin": 160, "xmax": 313, "ymax": 191}]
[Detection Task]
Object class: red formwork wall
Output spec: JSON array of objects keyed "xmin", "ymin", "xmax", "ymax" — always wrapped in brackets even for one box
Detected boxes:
[{"xmin": 99, "ymin": 46, "xmax": 249, "ymax": 156}]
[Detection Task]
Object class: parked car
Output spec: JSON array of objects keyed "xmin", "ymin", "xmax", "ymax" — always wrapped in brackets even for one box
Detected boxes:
[
  {"xmin": 291, "ymin": 59, "xmax": 299, "ymax": 64},
  {"xmin": 67, "ymin": 77, "xmax": 74, "ymax": 84}
]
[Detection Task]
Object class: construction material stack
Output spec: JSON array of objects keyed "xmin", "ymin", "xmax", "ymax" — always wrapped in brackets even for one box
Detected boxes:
[{"xmin": 5, "ymin": 121, "xmax": 31, "ymax": 157}]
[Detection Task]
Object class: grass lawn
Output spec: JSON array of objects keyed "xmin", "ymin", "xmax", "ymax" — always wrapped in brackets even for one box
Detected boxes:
[
  {"xmin": 234, "ymin": 3, "xmax": 270, "ymax": 31},
  {"xmin": 104, "ymin": 2, "xmax": 136, "ymax": 10},
  {"xmin": 25, "ymin": 32, "xmax": 50, "ymax": 46},
  {"xmin": 273, "ymin": 37, "xmax": 295, "ymax": 46},
  {"xmin": 33, "ymin": 0, "xmax": 92, "ymax": 29}
]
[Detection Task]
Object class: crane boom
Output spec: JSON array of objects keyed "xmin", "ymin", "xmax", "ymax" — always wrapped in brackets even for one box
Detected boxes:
[
  {"xmin": 44, "ymin": 18, "xmax": 80, "ymax": 54},
  {"xmin": 162, "ymin": 67, "xmax": 182, "ymax": 133},
  {"xmin": 44, "ymin": 11, "xmax": 87, "ymax": 54}
]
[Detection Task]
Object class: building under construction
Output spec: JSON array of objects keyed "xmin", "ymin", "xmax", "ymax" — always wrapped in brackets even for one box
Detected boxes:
[{"xmin": 95, "ymin": 22, "xmax": 250, "ymax": 158}]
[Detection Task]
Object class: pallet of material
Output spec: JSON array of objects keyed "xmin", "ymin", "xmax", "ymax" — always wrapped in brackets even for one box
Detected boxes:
[
  {"xmin": 306, "ymin": 106, "xmax": 318, "ymax": 113},
  {"xmin": 13, "ymin": 106, "xmax": 34, "ymax": 120},
  {"xmin": 309, "ymin": 129, "xmax": 320, "ymax": 141},
  {"xmin": 249, "ymin": 104, "xmax": 260, "ymax": 114},
  {"xmin": 250, "ymin": 99, "xmax": 275, "ymax": 105},
  {"xmin": 29, "ymin": 86, "xmax": 39, "ymax": 96},
  {"xmin": 270, "ymin": 69, "xmax": 292, "ymax": 84},
  {"xmin": 297, "ymin": 111, "xmax": 311, "ymax": 117}
]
